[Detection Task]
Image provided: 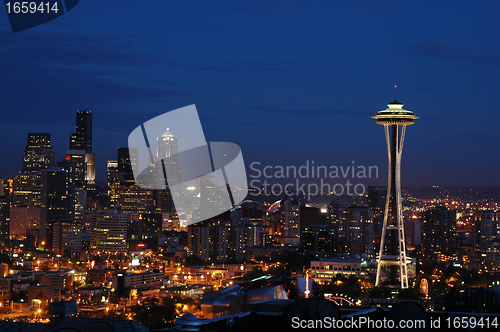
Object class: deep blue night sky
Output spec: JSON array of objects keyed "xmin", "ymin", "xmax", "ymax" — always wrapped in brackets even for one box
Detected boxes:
[{"xmin": 1, "ymin": 1, "xmax": 500, "ymax": 187}]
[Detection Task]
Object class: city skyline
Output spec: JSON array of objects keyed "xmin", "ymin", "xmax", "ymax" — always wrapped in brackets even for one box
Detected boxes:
[
  {"xmin": 1, "ymin": 1, "xmax": 500, "ymax": 187},
  {"xmin": 1, "ymin": 2, "xmax": 500, "ymax": 329}
]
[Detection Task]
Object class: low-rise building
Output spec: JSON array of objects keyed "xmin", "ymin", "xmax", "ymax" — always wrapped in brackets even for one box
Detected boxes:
[
  {"xmin": 310, "ymin": 258, "xmax": 365, "ymax": 284},
  {"xmin": 112, "ymin": 271, "xmax": 164, "ymax": 292}
]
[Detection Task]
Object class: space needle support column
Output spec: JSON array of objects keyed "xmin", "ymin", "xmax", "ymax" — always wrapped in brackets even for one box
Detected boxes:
[
  {"xmin": 375, "ymin": 125, "xmax": 392, "ymax": 287},
  {"xmin": 396, "ymin": 124, "xmax": 408, "ymax": 289}
]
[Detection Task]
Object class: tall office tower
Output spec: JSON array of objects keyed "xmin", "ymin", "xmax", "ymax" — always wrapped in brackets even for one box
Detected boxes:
[
  {"xmin": 60, "ymin": 150, "xmax": 86, "ymax": 185},
  {"xmin": 116, "ymin": 147, "xmax": 155, "ymax": 214},
  {"xmin": 0, "ymin": 195, "xmax": 10, "ymax": 242},
  {"xmin": 282, "ymin": 196, "xmax": 300, "ymax": 240},
  {"xmin": 52, "ymin": 219, "xmax": 82, "ymax": 255},
  {"xmin": 70, "ymin": 110, "xmax": 92, "ymax": 153},
  {"xmin": 422, "ymin": 207, "xmax": 457, "ymax": 261},
  {"xmin": 58, "ymin": 150, "xmax": 87, "ymax": 225},
  {"xmin": 157, "ymin": 128, "xmax": 181, "ymax": 185},
  {"xmin": 84, "ymin": 153, "xmax": 96, "ymax": 185},
  {"xmin": 368, "ymin": 186, "xmax": 387, "ymax": 238},
  {"xmin": 343, "ymin": 205, "xmax": 374, "ymax": 257},
  {"xmin": 472, "ymin": 211, "xmax": 500, "ymax": 272},
  {"xmin": 373, "ymin": 93, "xmax": 418, "ymax": 289},
  {"xmin": 11, "ymin": 173, "xmax": 34, "ymax": 207},
  {"xmin": 327, "ymin": 199, "xmax": 349, "ymax": 236},
  {"xmin": 119, "ymin": 185, "xmax": 154, "ymax": 215},
  {"xmin": 107, "ymin": 160, "xmax": 121, "ymax": 209},
  {"xmin": 40, "ymin": 168, "xmax": 69, "ymax": 248},
  {"xmin": 89, "ymin": 210, "xmax": 127, "ymax": 253},
  {"xmin": 118, "ymin": 147, "xmax": 138, "ymax": 183},
  {"xmin": 23, "ymin": 133, "xmax": 56, "ymax": 205},
  {"xmin": 69, "ymin": 110, "xmax": 95, "ymax": 185},
  {"xmin": 196, "ymin": 175, "xmax": 230, "ymax": 221},
  {"xmin": 0, "ymin": 176, "xmax": 4, "ymax": 195}
]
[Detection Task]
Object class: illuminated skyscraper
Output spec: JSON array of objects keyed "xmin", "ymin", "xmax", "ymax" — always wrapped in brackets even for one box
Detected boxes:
[
  {"xmin": 472, "ymin": 210, "xmax": 500, "ymax": 272},
  {"xmin": 70, "ymin": 110, "xmax": 92, "ymax": 153},
  {"xmin": 118, "ymin": 147, "xmax": 138, "ymax": 184},
  {"xmin": 327, "ymin": 198, "xmax": 349, "ymax": 236},
  {"xmin": 157, "ymin": 128, "xmax": 181, "ymax": 185},
  {"xmin": 372, "ymin": 91, "xmax": 418, "ymax": 289},
  {"xmin": 69, "ymin": 110, "xmax": 95, "ymax": 184},
  {"xmin": 58, "ymin": 150, "xmax": 87, "ymax": 225},
  {"xmin": 344, "ymin": 205, "xmax": 374, "ymax": 257},
  {"xmin": 23, "ymin": 133, "xmax": 56, "ymax": 205},
  {"xmin": 40, "ymin": 168, "xmax": 69, "ymax": 248},
  {"xmin": 0, "ymin": 195, "xmax": 10, "ymax": 242},
  {"xmin": 107, "ymin": 160, "xmax": 120, "ymax": 208}
]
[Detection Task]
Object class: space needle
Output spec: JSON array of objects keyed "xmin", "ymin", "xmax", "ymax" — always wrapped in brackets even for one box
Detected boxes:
[{"xmin": 373, "ymin": 87, "xmax": 418, "ymax": 289}]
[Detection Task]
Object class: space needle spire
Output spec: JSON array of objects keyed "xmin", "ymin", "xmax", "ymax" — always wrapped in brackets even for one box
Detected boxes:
[{"xmin": 372, "ymin": 89, "xmax": 418, "ymax": 289}]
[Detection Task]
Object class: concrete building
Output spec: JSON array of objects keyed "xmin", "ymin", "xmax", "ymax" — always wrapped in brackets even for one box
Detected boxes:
[
  {"xmin": 422, "ymin": 206, "xmax": 457, "ymax": 261},
  {"xmin": 89, "ymin": 210, "xmax": 127, "ymax": 253},
  {"xmin": 472, "ymin": 210, "xmax": 500, "ymax": 272},
  {"xmin": 311, "ymin": 258, "xmax": 365, "ymax": 284},
  {"xmin": 112, "ymin": 271, "xmax": 164, "ymax": 292},
  {"xmin": 9, "ymin": 205, "xmax": 41, "ymax": 240}
]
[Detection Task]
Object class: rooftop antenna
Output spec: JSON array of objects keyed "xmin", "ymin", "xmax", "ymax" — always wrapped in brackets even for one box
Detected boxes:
[{"xmin": 394, "ymin": 85, "xmax": 397, "ymax": 102}]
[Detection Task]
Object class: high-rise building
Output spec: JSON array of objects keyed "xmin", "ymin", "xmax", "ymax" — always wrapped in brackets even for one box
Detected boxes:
[
  {"xmin": 84, "ymin": 153, "xmax": 96, "ymax": 185},
  {"xmin": 327, "ymin": 199, "xmax": 349, "ymax": 236},
  {"xmin": 58, "ymin": 150, "xmax": 88, "ymax": 224},
  {"xmin": 368, "ymin": 186, "xmax": 387, "ymax": 238},
  {"xmin": 69, "ymin": 110, "xmax": 95, "ymax": 185},
  {"xmin": 343, "ymin": 205, "xmax": 374, "ymax": 257},
  {"xmin": 59, "ymin": 150, "xmax": 86, "ymax": 186},
  {"xmin": 472, "ymin": 210, "xmax": 500, "ymax": 272},
  {"xmin": 22, "ymin": 133, "xmax": 56, "ymax": 205},
  {"xmin": 70, "ymin": 110, "xmax": 92, "ymax": 153},
  {"xmin": 422, "ymin": 206, "xmax": 457, "ymax": 262},
  {"xmin": 107, "ymin": 160, "xmax": 120, "ymax": 209},
  {"xmin": 11, "ymin": 173, "xmax": 33, "ymax": 207},
  {"xmin": 195, "ymin": 175, "xmax": 231, "ymax": 222},
  {"xmin": 372, "ymin": 93, "xmax": 418, "ymax": 288},
  {"xmin": 157, "ymin": 128, "xmax": 181, "ymax": 185},
  {"xmin": 52, "ymin": 219, "xmax": 82, "ymax": 255},
  {"xmin": 119, "ymin": 185, "xmax": 154, "ymax": 214},
  {"xmin": 118, "ymin": 147, "xmax": 138, "ymax": 183},
  {"xmin": 283, "ymin": 197, "xmax": 300, "ymax": 241},
  {"xmin": 89, "ymin": 210, "xmax": 127, "ymax": 253},
  {"xmin": 40, "ymin": 168, "xmax": 69, "ymax": 248},
  {"xmin": 0, "ymin": 195, "xmax": 10, "ymax": 242}
]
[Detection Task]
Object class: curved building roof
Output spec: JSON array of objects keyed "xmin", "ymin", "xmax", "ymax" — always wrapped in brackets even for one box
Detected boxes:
[{"xmin": 372, "ymin": 101, "xmax": 418, "ymax": 125}]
